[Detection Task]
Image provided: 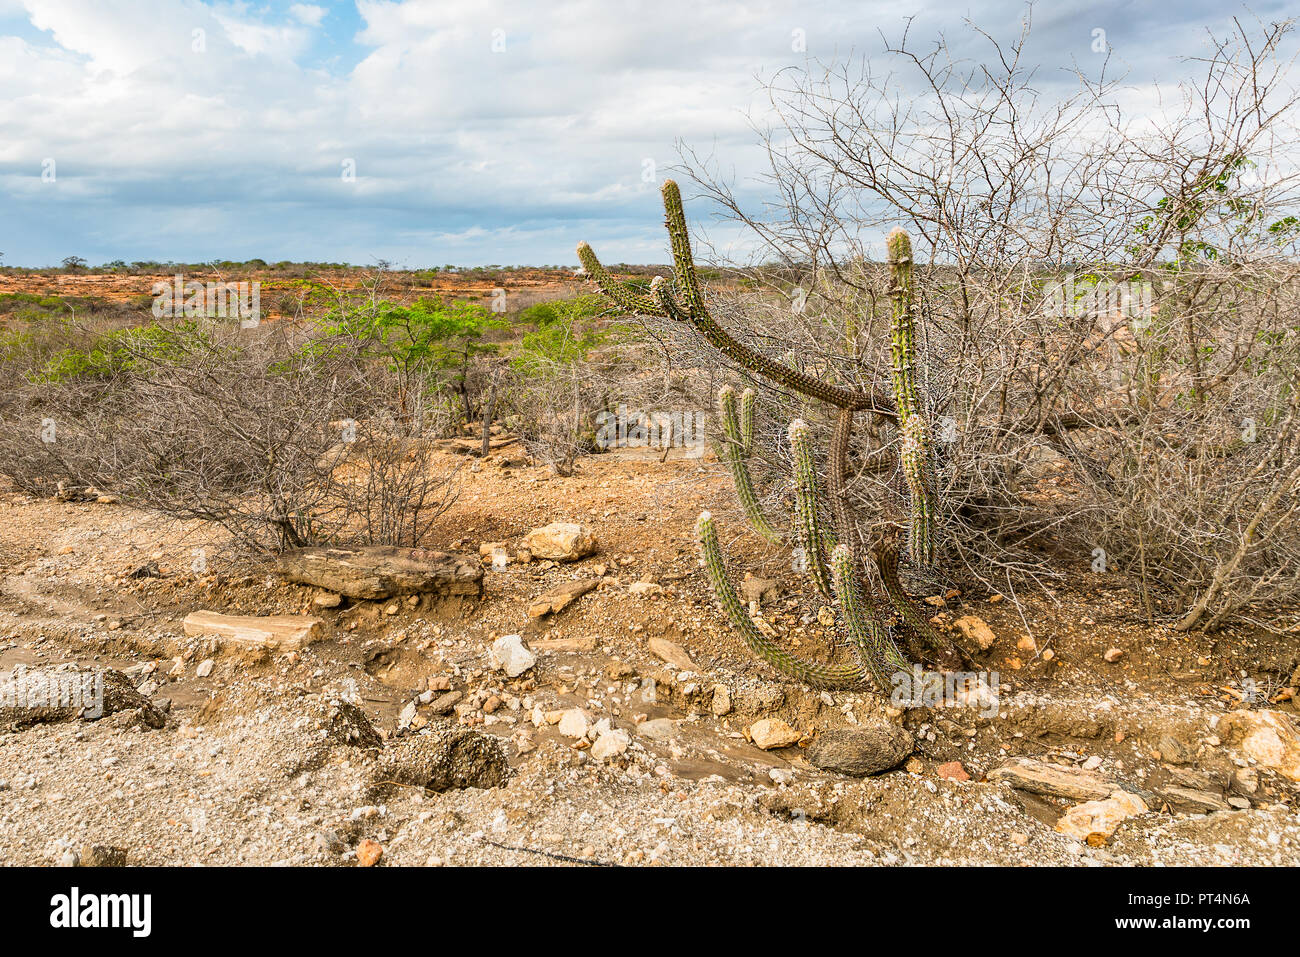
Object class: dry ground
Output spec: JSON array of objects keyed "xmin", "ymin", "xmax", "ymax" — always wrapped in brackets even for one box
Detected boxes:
[{"xmin": 1, "ymin": 439, "xmax": 1298, "ymax": 866}]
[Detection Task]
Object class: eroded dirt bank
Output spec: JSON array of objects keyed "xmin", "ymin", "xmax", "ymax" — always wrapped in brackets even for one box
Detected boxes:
[{"xmin": 1, "ymin": 445, "xmax": 1298, "ymax": 866}]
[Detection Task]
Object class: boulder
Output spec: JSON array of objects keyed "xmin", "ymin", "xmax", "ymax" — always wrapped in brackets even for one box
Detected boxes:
[
  {"xmin": 275, "ymin": 545, "xmax": 483, "ymax": 600},
  {"xmin": 521, "ymin": 523, "xmax": 597, "ymax": 561},
  {"xmin": 806, "ymin": 723, "xmax": 913, "ymax": 776},
  {"xmin": 373, "ymin": 728, "xmax": 509, "ymax": 793}
]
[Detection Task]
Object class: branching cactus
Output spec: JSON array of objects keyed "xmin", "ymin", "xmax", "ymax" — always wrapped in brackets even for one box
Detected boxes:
[{"xmin": 579, "ymin": 180, "xmax": 964, "ymax": 692}]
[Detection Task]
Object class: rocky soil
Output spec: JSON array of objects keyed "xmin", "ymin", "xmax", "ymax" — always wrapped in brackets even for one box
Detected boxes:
[{"xmin": 2, "ymin": 441, "xmax": 1299, "ymax": 867}]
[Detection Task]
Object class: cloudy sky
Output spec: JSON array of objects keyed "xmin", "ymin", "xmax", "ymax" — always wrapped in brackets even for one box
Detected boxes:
[{"xmin": 0, "ymin": 0, "xmax": 1292, "ymax": 267}]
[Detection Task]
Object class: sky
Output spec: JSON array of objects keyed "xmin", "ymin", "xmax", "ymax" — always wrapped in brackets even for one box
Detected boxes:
[{"xmin": 0, "ymin": 0, "xmax": 1294, "ymax": 268}]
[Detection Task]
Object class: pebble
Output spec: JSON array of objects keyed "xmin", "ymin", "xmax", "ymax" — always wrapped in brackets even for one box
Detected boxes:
[{"xmin": 356, "ymin": 839, "xmax": 383, "ymax": 867}]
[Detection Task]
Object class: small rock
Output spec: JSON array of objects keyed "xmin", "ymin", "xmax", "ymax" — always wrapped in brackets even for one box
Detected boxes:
[
  {"xmin": 558, "ymin": 709, "xmax": 590, "ymax": 739},
  {"xmin": 1056, "ymin": 790, "xmax": 1148, "ymax": 843},
  {"xmin": 648, "ymin": 637, "xmax": 697, "ymax": 672},
  {"xmin": 79, "ymin": 844, "xmax": 127, "ymax": 867},
  {"xmin": 488, "ymin": 634, "xmax": 536, "ymax": 677},
  {"xmin": 356, "ymin": 839, "xmax": 383, "ymax": 867},
  {"xmin": 427, "ymin": 691, "xmax": 462, "ymax": 715},
  {"xmin": 936, "ymin": 760, "xmax": 970, "ymax": 781},
  {"xmin": 522, "ymin": 522, "xmax": 597, "ymax": 561},
  {"xmin": 710, "ymin": 684, "xmax": 732, "ymax": 716},
  {"xmin": 637, "ymin": 718, "xmax": 676, "ymax": 742},
  {"xmin": 397, "ymin": 701, "xmax": 418, "ymax": 729},
  {"xmin": 1103, "ymin": 647, "xmax": 1124, "ymax": 663},
  {"xmin": 749, "ymin": 718, "xmax": 801, "ymax": 750},
  {"xmin": 988, "ymin": 758, "xmax": 1114, "ymax": 801},
  {"xmin": 952, "ymin": 616, "xmax": 996, "ymax": 651},
  {"xmin": 194, "ymin": 658, "xmax": 214, "ymax": 678},
  {"xmin": 590, "ymin": 729, "xmax": 630, "ymax": 761},
  {"xmin": 628, "ymin": 580, "xmax": 663, "ymax": 597},
  {"xmin": 527, "ymin": 579, "xmax": 598, "ymax": 617},
  {"xmin": 1157, "ymin": 786, "xmax": 1230, "ymax": 813}
]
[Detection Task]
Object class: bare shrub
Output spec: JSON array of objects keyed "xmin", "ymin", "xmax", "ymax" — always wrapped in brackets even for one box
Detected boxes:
[
  {"xmin": 0, "ymin": 318, "xmax": 459, "ymax": 555},
  {"xmin": 665, "ymin": 14, "xmax": 1300, "ymax": 627}
]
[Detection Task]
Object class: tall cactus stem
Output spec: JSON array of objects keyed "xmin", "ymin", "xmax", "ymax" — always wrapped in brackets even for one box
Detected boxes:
[
  {"xmin": 829, "ymin": 544, "xmax": 911, "ymax": 693},
  {"xmin": 789, "ymin": 419, "xmax": 833, "ymax": 599},
  {"xmin": 887, "ymin": 227, "xmax": 939, "ymax": 565},
  {"xmin": 739, "ymin": 387, "xmax": 756, "ymax": 456},
  {"xmin": 717, "ymin": 386, "xmax": 781, "ymax": 544}
]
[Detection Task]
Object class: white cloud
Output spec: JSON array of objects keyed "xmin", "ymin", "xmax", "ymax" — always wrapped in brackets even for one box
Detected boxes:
[
  {"xmin": 1, "ymin": 0, "xmax": 1292, "ymax": 266},
  {"xmin": 289, "ymin": 3, "xmax": 325, "ymax": 27}
]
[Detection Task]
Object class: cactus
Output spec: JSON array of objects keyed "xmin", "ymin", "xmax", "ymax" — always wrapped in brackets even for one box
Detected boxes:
[
  {"xmin": 789, "ymin": 419, "xmax": 834, "ymax": 599},
  {"xmin": 695, "ymin": 512, "xmax": 870, "ymax": 689},
  {"xmin": 579, "ymin": 181, "xmax": 964, "ymax": 693},
  {"xmin": 716, "ymin": 385, "xmax": 781, "ymax": 544},
  {"xmin": 887, "ymin": 227, "xmax": 939, "ymax": 566}
]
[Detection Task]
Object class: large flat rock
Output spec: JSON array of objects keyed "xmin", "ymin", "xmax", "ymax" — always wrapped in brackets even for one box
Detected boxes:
[
  {"xmin": 274, "ymin": 545, "xmax": 483, "ymax": 600},
  {"xmin": 987, "ymin": 757, "xmax": 1116, "ymax": 801},
  {"xmin": 182, "ymin": 611, "xmax": 323, "ymax": 651}
]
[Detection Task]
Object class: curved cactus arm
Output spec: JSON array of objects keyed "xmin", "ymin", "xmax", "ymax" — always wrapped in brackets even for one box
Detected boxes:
[
  {"xmin": 739, "ymin": 387, "xmax": 756, "ymax": 457},
  {"xmin": 717, "ymin": 386, "xmax": 781, "ymax": 544},
  {"xmin": 887, "ymin": 227, "xmax": 940, "ymax": 565},
  {"xmin": 789, "ymin": 419, "xmax": 833, "ymax": 598},
  {"xmin": 576, "ymin": 241, "xmax": 664, "ymax": 316},
  {"xmin": 650, "ymin": 274, "xmax": 692, "ymax": 324},
  {"xmin": 696, "ymin": 512, "xmax": 869, "ymax": 690},
  {"xmin": 873, "ymin": 531, "xmax": 957, "ymax": 665},
  {"xmin": 647, "ymin": 182, "xmax": 896, "ymax": 416},
  {"xmin": 830, "ymin": 544, "xmax": 911, "ymax": 693}
]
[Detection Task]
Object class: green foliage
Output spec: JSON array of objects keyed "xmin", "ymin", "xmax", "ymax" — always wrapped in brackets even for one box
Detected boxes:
[
  {"xmin": 320, "ymin": 295, "xmax": 502, "ymax": 380},
  {"xmin": 510, "ymin": 295, "xmax": 613, "ymax": 376},
  {"xmin": 32, "ymin": 322, "xmax": 201, "ymax": 383}
]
